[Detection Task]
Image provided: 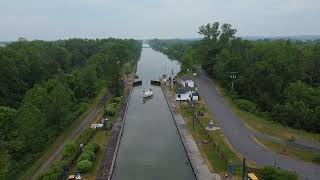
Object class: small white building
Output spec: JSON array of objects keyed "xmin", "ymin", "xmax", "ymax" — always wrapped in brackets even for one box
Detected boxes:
[
  {"xmin": 181, "ymin": 79, "xmax": 195, "ymax": 88},
  {"xmin": 91, "ymin": 123, "xmax": 103, "ymax": 129},
  {"xmin": 175, "ymin": 87, "xmax": 199, "ymax": 101}
]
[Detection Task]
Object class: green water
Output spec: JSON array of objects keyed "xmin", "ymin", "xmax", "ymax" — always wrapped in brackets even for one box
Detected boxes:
[{"xmin": 111, "ymin": 47, "xmax": 196, "ymax": 180}]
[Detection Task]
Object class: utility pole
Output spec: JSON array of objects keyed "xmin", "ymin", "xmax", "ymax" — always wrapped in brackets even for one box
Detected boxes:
[
  {"xmin": 230, "ymin": 72, "xmax": 238, "ymax": 90},
  {"xmin": 242, "ymin": 158, "xmax": 246, "ymax": 180},
  {"xmin": 191, "ymin": 95, "xmax": 195, "ymax": 132}
]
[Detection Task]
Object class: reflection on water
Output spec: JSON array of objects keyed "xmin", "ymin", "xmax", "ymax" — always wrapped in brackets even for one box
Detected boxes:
[{"xmin": 111, "ymin": 47, "xmax": 195, "ymax": 180}]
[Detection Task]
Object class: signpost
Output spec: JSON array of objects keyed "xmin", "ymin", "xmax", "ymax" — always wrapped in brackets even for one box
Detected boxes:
[{"xmin": 230, "ymin": 72, "xmax": 238, "ymax": 90}]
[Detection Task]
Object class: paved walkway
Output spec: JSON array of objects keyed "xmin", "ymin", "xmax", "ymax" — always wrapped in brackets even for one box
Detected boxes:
[
  {"xmin": 192, "ymin": 72, "xmax": 320, "ymax": 180},
  {"xmin": 162, "ymin": 84, "xmax": 221, "ymax": 180}
]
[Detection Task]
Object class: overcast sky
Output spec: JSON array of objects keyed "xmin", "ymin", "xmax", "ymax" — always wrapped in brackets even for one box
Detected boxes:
[{"xmin": 0, "ymin": 0, "xmax": 319, "ymax": 41}]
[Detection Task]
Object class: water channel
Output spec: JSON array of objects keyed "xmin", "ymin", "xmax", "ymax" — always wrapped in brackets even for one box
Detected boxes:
[{"xmin": 112, "ymin": 46, "xmax": 196, "ymax": 180}]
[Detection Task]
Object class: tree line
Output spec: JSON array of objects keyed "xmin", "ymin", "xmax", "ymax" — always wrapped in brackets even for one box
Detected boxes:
[
  {"xmin": 0, "ymin": 38, "xmax": 141, "ymax": 179},
  {"xmin": 149, "ymin": 22, "xmax": 320, "ymax": 134}
]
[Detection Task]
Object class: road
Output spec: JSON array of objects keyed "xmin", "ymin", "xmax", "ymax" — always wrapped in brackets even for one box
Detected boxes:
[
  {"xmin": 193, "ymin": 72, "xmax": 320, "ymax": 180},
  {"xmin": 31, "ymin": 90, "xmax": 110, "ymax": 179}
]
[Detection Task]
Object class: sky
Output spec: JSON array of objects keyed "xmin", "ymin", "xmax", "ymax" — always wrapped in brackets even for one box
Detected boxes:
[{"xmin": 0, "ymin": 0, "xmax": 319, "ymax": 41}]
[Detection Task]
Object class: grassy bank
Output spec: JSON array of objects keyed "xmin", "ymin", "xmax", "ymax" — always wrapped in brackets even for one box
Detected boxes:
[
  {"xmin": 211, "ymin": 82, "xmax": 320, "ymax": 164},
  {"xmin": 214, "ymin": 82, "xmax": 320, "ymax": 145},
  {"xmin": 255, "ymin": 137, "xmax": 320, "ymax": 164},
  {"xmin": 66, "ymin": 87, "xmax": 128, "ymax": 179},
  {"xmin": 180, "ymin": 98, "xmax": 243, "ymax": 177}
]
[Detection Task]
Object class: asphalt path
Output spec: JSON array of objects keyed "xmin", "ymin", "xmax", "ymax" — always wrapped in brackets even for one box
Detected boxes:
[{"xmin": 193, "ymin": 73, "xmax": 320, "ymax": 180}]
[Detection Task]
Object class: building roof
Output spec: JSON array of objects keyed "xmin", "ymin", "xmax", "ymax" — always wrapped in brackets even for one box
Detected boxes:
[{"xmin": 176, "ymin": 86, "xmax": 198, "ymax": 94}]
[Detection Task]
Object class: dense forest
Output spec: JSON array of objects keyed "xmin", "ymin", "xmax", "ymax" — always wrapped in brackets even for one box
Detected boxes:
[
  {"xmin": 149, "ymin": 22, "xmax": 320, "ymax": 133},
  {"xmin": 0, "ymin": 38, "xmax": 141, "ymax": 178}
]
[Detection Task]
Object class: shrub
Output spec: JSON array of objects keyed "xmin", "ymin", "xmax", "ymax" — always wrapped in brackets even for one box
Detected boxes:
[
  {"xmin": 81, "ymin": 151, "xmax": 95, "ymax": 161},
  {"xmin": 109, "ymin": 102, "xmax": 118, "ymax": 108},
  {"xmin": 37, "ymin": 160, "xmax": 68, "ymax": 180},
  {"xmin": 62, "ymin": 141, "xmax": 77, "ymax": 160},
  {"xmin": 83, "ymin": 142, "xmax": 99, "ymax": 153},
  {"xmin": 105, "ymin": 106, "xmax": 116, "ymax": 116},
  {"xmin": 77, "ymin": 153, "xmax": 91, "ymax": 162},
  {"xmin": 113, "ymin": 96, "xmax": 123, "ymax": 103},
  {"xmin": 227, "ymin": 89, "xmax": 239, "ymax": 100},
  {"xmin": 75, "ymin": 128, "xmax": 95, "ymax": 145},
  {"xmin": 260, "ymin": 166, "xmax": 298, "ymax": 180},
  {"xmin": 77, "ymin": 160, "xmax": 92, "ymax": 173},
  {"xmin": 235, "ymin": 99, "xmax": 257, "ymax": 112}
]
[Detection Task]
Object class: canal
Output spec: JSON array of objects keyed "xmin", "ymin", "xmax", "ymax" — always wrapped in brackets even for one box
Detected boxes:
[{"xmin": 112, "ymin": 47, "xmax": 196, "ymax": 180}]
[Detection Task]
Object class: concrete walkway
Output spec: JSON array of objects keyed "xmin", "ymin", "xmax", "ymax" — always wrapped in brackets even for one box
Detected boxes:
[
  {"xmin": 192, "ymin": 72, "xmax": 320, "ymax": 180},
  {"xmin": 162, "ymin": 84, "xmax": 221, "ymax": 180}
]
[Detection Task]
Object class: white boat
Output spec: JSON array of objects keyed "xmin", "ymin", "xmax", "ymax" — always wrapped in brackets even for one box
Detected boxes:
[{"xmin": 143, "ymin": 88, "xmax": 153, "ymax": 98}]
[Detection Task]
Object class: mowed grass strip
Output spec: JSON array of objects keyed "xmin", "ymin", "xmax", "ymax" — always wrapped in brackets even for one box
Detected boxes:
[
  {"xmin": 255, "ymin": 136, "xmax": 320, "ymax": 164},
  {"xmin": 180, "ymin": 99, "xmax": 242, "ymax": 176},
  {"xmin": 214, "ymin": 82, "xmax": 320, "ymax": 145}
]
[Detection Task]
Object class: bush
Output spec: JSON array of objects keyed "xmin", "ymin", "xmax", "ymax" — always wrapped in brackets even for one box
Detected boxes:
[
  {"xmin": 37, "ymin": 160, "xmax": 68, "ymax": 180},
  {"xmin": 235, "ymin": 99, "xmax": 257, "ymax": 112},
  {"xmin": 62, "ymin": 141, "xmax": 77, "ymax": 160},
  {"xmin": 81, "ymin": 151, "xmax": 95, "ymax": 161},
  {"xmin": 83, "ymin": 142, "xmax": 99, "ymax": 153},
  {"xmin": 105, "ymin": 106, "xmax": 116, "ymax": 116},
  {"xmin": 77, "ymin": 153, "xmax": 91, "ymax": 162},
  {"xmin": 113, "ymin": 96, "xmax": 123, "ymax": 103},
  {"xmin": 75, "ymin": 128, "xmax": 95, "ymax": 145},
  {"xmin": 227, "ymin": 90, "xmax": 239, "ymax": 100},
  {"xmin": 260, "ymin": 166, "xmax": 298, "ymax": 180},
  {"xmin": 109, "ymin": 102, "xmax": 118, "ymax": 108},
  {"xmin": 77, "ymin": 160, "xmax": 92, "ymax": 173}
]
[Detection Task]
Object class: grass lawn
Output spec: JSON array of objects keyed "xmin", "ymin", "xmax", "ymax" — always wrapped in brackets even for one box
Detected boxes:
[
  {"xmin": 180, "ymin": 98, "xmax": 243, "ymax": 177},
  {"xmin": 214, "ymin": 82, "xmax": 320, "ymax": 144},
  {"xmin": 21, "ymin": 88, "xmax": 108, "ymax": 180},
  {"xmin": 255, "ymin": 136, "xmax": 320, "ymax": 164}
]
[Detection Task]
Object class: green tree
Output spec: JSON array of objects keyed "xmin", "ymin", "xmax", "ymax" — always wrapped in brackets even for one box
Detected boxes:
[{"xmin": 0, "ymin": 147, "xmax": 11, "ymax": 178}]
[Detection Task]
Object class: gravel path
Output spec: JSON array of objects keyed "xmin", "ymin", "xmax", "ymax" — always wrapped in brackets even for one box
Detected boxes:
[{"xmin": 193, "ymin": 72, "xmax": 320, "ymax": 180}]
